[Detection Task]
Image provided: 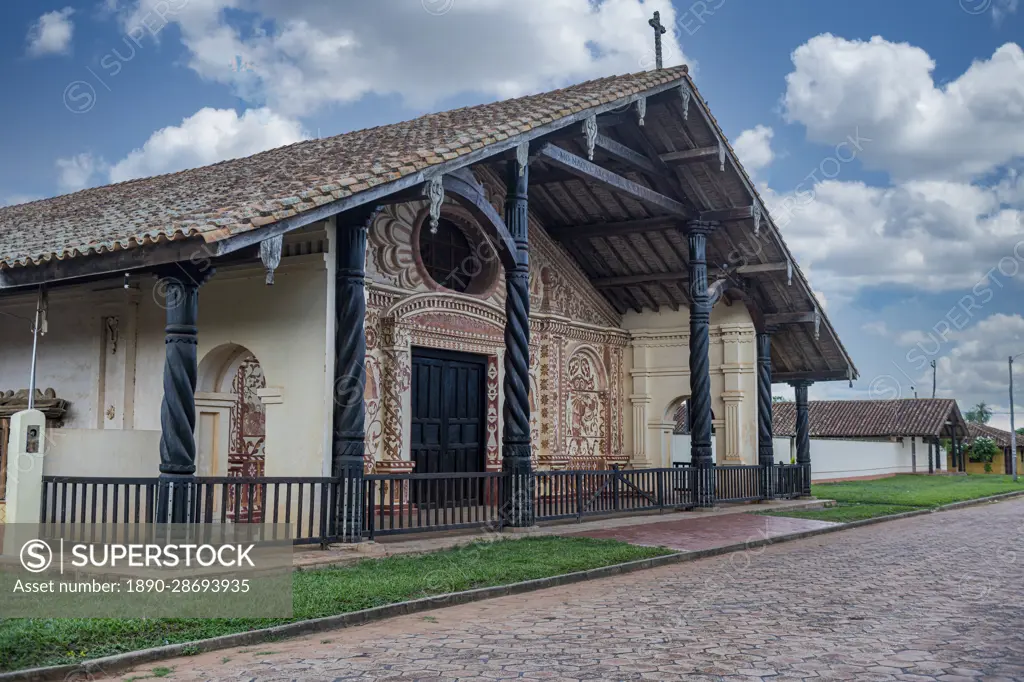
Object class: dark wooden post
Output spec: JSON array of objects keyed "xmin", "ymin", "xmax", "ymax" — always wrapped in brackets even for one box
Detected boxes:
[
  {"xmin": 791, "ymin": 379, "xmax": 812, "ymax": 496},
  {"xmin": 331, "ymin": 209, "xmax": 375, "ymax": 541},
  {"xmin": 156, "ymin": 266, "xmax": 207, "ymax": 523},
  {"xmin": 687, "ymin": 220, "xmax": 717, "ymax": 507},
  {"xmin": 928, "ymin": 438, "xmax": 934, "ymax": 474},
  {"xmin": 757, "ymin": 329, "xmax": 775, "ymax": 500},
  {"xmin": 502, "ymin": 156, "xmax": 534, "ymax": 527}
]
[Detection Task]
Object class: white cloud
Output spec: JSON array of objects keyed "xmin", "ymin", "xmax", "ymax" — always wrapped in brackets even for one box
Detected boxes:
[
  {"xmin": 56, "ymin": 153, "xmax": 105, "ymax": 192},
  {"xmin": 733, "ymin": 125, "xmax": 774, "ymax": 175},
  {"xmin": 26, "ymin": 8, "xmax": 75, "ymax": 57},
  {"xmin": 107, "ymin": 107, "xmax": 307, "ymax": 182},
  {"xmin": 992, "ymin": 0, "xmax": 1020, "ymax": 24},
  {"xmin": 862, "ymin": 321, "xmax": 889, "ymax": 337},
  {"xmin": 782, "ymin": 35, "xmax": 1024, "ymax": 182},
  {"xmin": 896, "ymin": 330, "xmax": 931, "ymax": 347},
  {"xmin": 765, "ymin": 177, "xmax": 1024, "ymax": 302},
  {"xmin": 118, "ymin": 0, "xmax": 689, "ymax": 116}
]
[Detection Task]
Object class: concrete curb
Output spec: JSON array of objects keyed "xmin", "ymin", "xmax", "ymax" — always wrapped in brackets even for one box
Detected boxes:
[{"xmin": 5, "ymin": 489, "xmax": 1023, "ymax": 681}]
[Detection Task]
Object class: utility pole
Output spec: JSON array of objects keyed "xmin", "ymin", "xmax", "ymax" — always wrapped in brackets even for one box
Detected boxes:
[
  {"xmin": 1011, "ymin": 355, "xmax": 1019, "ymax": 482},
  {"xmin": 931, "ymin": 360, "xmax": 937, "ymax": 398}
]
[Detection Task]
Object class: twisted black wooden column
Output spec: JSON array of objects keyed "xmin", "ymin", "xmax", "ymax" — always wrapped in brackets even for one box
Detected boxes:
[
  {"xmin": 156, "ymin": 266, "xmax": 208, "ymax": 523},
  {"xmin": 502, "ymin": 157, "xmax": 534, "ymax": 527},
  {"xmin": 756, "ymin": 330, "xmax": 775, "ymax": 499},
  {"xmin": 332, "ymin": 209, "xmax": 376, "ymax": 541},
  {"xmin": 687, "ymin": 221, "xmax": 717, "ymax": 507},
  {"xmin": 791, "ymin": 379, "xmax": 812, "ymax": 496}
]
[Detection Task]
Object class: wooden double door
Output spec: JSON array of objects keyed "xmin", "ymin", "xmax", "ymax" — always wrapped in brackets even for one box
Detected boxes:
[{"xmin": 410, "ymin": 348, "xmax": 487, "ymax": 507}]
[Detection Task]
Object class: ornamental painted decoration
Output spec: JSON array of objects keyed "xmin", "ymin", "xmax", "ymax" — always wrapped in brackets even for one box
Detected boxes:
[
  {"xmin": 564, "ymin": 350, "xmax": 608, "ymax": 463},
  {"xmin": 636, "ymin": 97, "xmax": 647, "ymax": 127},
  {"xmin": 814, "ymin": 307, "xmax": 821, "ymax": 341},
  {"xmin": 752, "ymin": 202, "xmax": 762, "ymax": 236},
  {"xmin": 425, "ymin": 175, "xmax": 444, "ymax": 233},
  {"xmin": 582, "ymin": 115, "xmax": 597, "ymax": 161},
  {"xmin": 787, "ymin": 259, "xmax": 793, "ymax": 286}
]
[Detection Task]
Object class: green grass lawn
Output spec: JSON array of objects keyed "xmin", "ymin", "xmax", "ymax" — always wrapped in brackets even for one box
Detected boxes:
[
  {"xmin": 758, "ymin": 474, "xmax": 1024, "ymax": 524},
  {"xmin": 0, "ymin": 536, "xmax": 670, "ymax": 673},
  {"xmin": 758, "ymin": 503, "xmax": 921, "ymax": 523},
  {"xmin": 813, "ymin": 474, "xmax": 1024, "ymax": 508}
]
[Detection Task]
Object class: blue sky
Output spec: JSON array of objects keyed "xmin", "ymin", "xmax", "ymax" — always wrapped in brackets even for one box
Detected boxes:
[{"xmin": 2, "ymin": 0, "xmax": 1023, "ymax": 426}]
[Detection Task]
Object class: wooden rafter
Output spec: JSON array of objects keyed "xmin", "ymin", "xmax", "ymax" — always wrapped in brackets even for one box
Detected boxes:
[
  {"xmin": 660, "ymin": 146, "xmax": 719, "ymax": 164},
  {"xmin": 536, "ymin": 144, "xmax": 690, "ymax": 218}
]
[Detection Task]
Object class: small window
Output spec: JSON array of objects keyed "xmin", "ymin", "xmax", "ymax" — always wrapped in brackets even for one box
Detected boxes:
[{"xmin": 419, "ymin": 218, "xmax": 473, "ymax": 292}]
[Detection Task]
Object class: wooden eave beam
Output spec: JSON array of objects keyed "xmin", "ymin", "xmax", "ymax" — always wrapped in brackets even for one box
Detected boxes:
[
  {"xmin": 591, "ymin": 270, "xmax": 689, "ymax": 288},
  {"xmin": 660, "ymin": 146, "xmax": 719, "ymax": 164},
  {"xmin": 773, "ymin": 369, "xmax": 852, "ymax": 382},
  {"xmin": 700, "ymin": 205, "xmax": 756, "ymax": 223},
  {"xmin": 593, "ymin": 134, "xmax": 660, "ymax": 176},
  {"xmin": 536, "ymin": 143, "xmax": 690, "ymax": 218},
  {"xmin": 734, "ymin": 262, "xmax": 788, "ymax": 274},
  {"xmin": 546, "ymin": 216, "xmax": 677, "ymax": 241},
  {"xmin": 765, "ymin": 311, "xmax": 817, "ymax": 325}
]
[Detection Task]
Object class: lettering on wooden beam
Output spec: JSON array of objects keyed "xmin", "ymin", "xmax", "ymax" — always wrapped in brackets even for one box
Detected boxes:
[
  {"xmin": 583, "ymin": 115, "xmax": 598, "ymax": 161},
  {"xmin": 679, "ymin": 83, "xmax": 691, "ymax": 121},
  {"xmin": 752, "ymin": 202, "xmax": 762, "ymax": 235},
  {"xmin": 718, "ymin": 140, "xmax": 726, "ymax": 172},
  {"xmin": 425, "ymin": 175, "xmax": 444, "ymax": 233},
  {"xmin": 636, "ymin": 97, "xmax": 647, "ymax": 127},
  {"xmin": 259, "ymin": 234, "xmax": 283, "ymax": 285}
]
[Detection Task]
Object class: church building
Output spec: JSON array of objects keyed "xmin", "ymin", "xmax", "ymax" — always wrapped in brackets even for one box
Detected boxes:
[{"xmin": 0, "ymin": 63, "xmax": 855, "ymax": 527}]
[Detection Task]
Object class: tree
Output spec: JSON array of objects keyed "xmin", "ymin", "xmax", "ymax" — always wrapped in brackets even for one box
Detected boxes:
[
  {"xmin": 967, "ymin": 436, "xmax": 1000, "ymax": 473},
  {"xmin": 965, "ymin": 401, "xmax": 993, "ymax": 425},
  {"xmin": 772, "ymin": 395, "xmax": 786, "ymax": 403}
]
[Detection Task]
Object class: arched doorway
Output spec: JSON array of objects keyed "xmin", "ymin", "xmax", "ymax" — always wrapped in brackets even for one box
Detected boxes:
[
  {"xmin": 197, "ymin": 344, "xmax": 267, "ymax": 521},
  {"xmin": 666, "ymin": 398, "xmax": 716, "ymax": 465}
]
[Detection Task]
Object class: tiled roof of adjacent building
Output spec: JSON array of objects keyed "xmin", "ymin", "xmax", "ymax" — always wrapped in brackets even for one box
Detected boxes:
[
  {"xmin": 773, "ymin": 399, "xmax": 967, "ymax": 438},
  {"xmin": 0, "ymin": 66, "xmax": 688, "ymax": 270},
  {"xmin": 966, "ymin": 422, "xmax": 1019, "ymax": 449}
]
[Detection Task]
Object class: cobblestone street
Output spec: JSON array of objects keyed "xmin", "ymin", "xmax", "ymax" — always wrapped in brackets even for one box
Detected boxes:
[{"xmin": 116, "ymin": 500, "xmax": 1024, "ymax": 681}]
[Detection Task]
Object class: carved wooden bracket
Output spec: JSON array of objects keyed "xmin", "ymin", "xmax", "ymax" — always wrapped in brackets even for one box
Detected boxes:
[{"xmin": 260, "ymin": 234, "xmax": 283, "ymax": 285}]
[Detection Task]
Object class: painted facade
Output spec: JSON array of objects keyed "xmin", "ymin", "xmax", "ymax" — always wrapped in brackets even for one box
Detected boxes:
[{"xmin": 0, "ymin": 194, "xmax": 762, "ymax": 488}]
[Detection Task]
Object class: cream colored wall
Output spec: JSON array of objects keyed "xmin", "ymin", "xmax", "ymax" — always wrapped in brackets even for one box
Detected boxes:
[
  {"xmin": 622, "ymin": 302, "xmax": 758, "ymax": 468},
  {"xmin": 0, "ymin": 242, "xmax": 331, "ymax": 479}
]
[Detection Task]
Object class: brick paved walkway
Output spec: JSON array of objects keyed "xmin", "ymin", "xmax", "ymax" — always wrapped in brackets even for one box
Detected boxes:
[
  {"xmin": 567, "ymin": 512, "xmax": 839, "ymax": 552},
  {"xmin": 113, "ymin": 500, "xmax": 1024, "ymax": 681}
]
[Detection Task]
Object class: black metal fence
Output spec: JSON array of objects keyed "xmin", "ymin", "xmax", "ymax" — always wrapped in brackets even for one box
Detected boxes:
[
  {"xmin": 41, "ymin": 463, "xmax": 810, "ymax": 545},
  {"xmin": 40, "ymin": 476, "xmax": 343, "ymax": 545}
]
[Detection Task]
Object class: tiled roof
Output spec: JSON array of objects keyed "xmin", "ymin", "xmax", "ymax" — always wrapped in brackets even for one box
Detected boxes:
[
  {"xmin": 966, "ymin": 422, "xmax": 1019, "ymax": 449},
  {"xmin": 0, "ymin": 67, "xmax": 688, "ymax": 270},
  {"xmin": 773, "ymin": 399, "xmax": 966, "ymax": 438}
]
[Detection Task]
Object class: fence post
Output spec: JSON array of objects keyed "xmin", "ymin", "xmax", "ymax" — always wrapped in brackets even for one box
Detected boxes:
[
  {"xmin": 612, "ymin": 464, "xmax": 621, "ymax": 511},
  {"xmin": 366, "ymin": 479, "xmax": 376, "ymax": 541},
  {"xmin": 575, "ymin": 470, "xmax": 584, "ymax": 523},
  {"xmin": 656, "ymin": 469, "xmax": 665, "ymax": 510}
]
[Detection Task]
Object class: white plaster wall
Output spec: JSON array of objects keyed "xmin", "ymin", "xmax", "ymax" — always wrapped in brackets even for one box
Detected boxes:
[
  {"xmin": 800, "ymin": 436, "xmax": 946, "ymax": 481},
  {"xmin": 44, "ymin": 428, "xmax": 161, "ymax": 477},
  {"xmin": 622, "ymin": 303, "xmax": 758, "ymax": 468},
  {"xmin": 0, "ymin": 252, "xmax": 331, "ymax": 480},
  {"xmin": 0, "ymin": 286, "xmax": 130, "ymax": 428}
]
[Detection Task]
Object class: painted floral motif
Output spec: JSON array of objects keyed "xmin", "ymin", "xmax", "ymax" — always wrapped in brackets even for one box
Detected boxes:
[
  {"xmin": 228, "ymin": 355, "xmax": 266, "ymax": 521},
  {"xmin": 564, "ymin": 352, "xmax": 607, "ymax": 463}
]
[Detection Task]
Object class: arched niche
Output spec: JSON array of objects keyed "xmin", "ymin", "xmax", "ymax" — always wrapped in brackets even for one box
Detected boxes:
[{"xmin": 195, "ymin": 343, "xmax": 268, "ymax": 520}]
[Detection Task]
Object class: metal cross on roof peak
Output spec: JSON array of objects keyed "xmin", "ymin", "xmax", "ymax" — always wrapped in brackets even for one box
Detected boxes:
[{"xmin": 649, "ymin": 11, "xmax": 667, "ymax": 70}]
